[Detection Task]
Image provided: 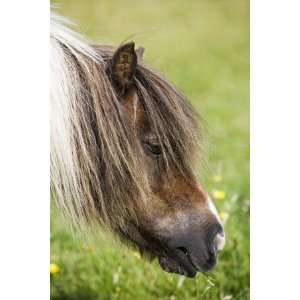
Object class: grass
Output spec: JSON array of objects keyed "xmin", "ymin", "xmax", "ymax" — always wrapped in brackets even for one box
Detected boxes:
[{"xmin": 51, "ymin": 0, "xmax": 249, "ymax": 299}]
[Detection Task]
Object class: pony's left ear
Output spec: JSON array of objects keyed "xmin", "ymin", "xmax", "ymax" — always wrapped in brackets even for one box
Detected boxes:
[{"xmin": 111, "ymin": 42, "xmax": 137, "ymax": 92}]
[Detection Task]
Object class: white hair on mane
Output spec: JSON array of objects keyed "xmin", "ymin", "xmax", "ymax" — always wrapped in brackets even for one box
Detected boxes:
[
  {"xmin": 50, "ymin": 13, "xmax": 103, "ymax": 63},
  {"xmin": 50, "ymin": 12, "xmax": 103, "ymax": 226},
  {"xmin": 50, "ymin": 11, "xmax": 149, "ymax": 230}
]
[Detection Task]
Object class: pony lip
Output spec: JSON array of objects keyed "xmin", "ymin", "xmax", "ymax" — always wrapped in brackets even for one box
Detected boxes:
[
  {"xmin": 158, "ymin": 255, "xmax": 197, "ymax": 278},
  {"xmin": 158, "ymin": 250, "xmax": 198, "ymax": 278}
]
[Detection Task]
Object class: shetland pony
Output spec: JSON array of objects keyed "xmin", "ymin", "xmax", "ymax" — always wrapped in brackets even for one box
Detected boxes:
[{"xmin": 50, "ymin": 12, "xmax": 225, "ymax": 278}]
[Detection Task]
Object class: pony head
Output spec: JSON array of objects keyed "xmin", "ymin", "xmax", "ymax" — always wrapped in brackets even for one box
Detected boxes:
[{"xmin": 51, "ymin": 15, "xmax": 225, "ymax": 277}]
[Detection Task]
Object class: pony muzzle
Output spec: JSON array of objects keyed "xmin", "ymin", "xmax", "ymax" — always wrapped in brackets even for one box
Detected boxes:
[{"xmin": 158, "ymin": 221, "xmax": 225, "ymax": 277}]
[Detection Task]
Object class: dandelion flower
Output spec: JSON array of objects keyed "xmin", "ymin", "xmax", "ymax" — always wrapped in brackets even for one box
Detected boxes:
[
  {"xmin": 212, "ymin": 190, "xmax": 226, "ymax": 200},
  {"xmin": 213, "ymin": 175, "xmax": 222, "ymax": 183},
  {"xmin": 50, "ymin": 263, "xmax": 60, "ymax": 274}
]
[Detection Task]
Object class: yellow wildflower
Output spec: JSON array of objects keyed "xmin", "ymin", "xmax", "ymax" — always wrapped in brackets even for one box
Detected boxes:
[
  {"xmin": 213, "ymin": 175, "xmax": 222, "ymax": 183},
  {"xmin": 132, "ymin": 251, "xmax": 141, "ymax": 259},
  {"xmin": 220, "ymin": 211, "xmax": 229, "ymax": 223},
  {"xmin": 212, "ymin": 190, "xmax": 226, "ymax": 200},
  {"xmin": 50, "ymin": 263, "xmax": 60, "ymax": 274}
]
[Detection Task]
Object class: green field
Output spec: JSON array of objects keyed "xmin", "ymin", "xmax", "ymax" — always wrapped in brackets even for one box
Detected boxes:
[{"xmin": 51, "ymin": 0, "xmax": 249, "ymax": 299}]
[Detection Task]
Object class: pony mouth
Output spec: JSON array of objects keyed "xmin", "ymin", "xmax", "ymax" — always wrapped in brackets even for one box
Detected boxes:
[
  {"xmin": 158, "ymin": 247, "xmax": 218, "ymax": 278},
  {"xmin": 158, "ymin": 250, "xmax": 198, "ymax": 278}
]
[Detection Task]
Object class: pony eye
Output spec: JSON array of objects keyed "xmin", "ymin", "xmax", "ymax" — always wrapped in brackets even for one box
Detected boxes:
[{"xmin": 143, "ymin": 142, "xmax": 162, "ymax": 156}]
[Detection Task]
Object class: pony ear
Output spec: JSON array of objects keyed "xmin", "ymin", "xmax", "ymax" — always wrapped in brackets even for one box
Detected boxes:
[
  {"xmin": 111, "ymin": 42, "xmax": 137, "ymax": 92},
  {"xmin": 136, "ymin": 46, "xmax": 145, "ymax": 64}
]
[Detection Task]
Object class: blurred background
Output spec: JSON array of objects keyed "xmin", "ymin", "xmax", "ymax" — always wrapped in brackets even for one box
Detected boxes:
[{"xmin": 50, "ymin": 0, "xmax": 249, "ymax": 299}]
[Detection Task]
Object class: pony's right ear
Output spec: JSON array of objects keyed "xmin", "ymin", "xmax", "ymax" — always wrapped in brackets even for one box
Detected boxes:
[
  {"xmin": 136, "ymin": 46, "xmax": 145, "ymax": 64},
  {"xmin": 110, "ymin": 42, "xmax": 137, "ymax": 93}
]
